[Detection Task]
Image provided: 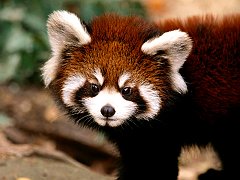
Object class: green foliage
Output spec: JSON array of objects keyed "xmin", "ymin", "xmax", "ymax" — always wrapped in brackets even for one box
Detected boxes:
[{"xmin": 0, "ymin": 0, "xmax": 146, "ymax": 86}]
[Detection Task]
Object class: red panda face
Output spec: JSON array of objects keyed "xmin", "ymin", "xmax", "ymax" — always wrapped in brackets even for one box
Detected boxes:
[
  {"xmin": 61, "ymin": 71, "xmax": 156, "ymax": 127},
  {"xmin": 58, "ymin": 41, "xmax": 163, "ymax": 127},
  {"xmin": 42, "ymin": 11, "xmax": 192, "ymax": 128}
]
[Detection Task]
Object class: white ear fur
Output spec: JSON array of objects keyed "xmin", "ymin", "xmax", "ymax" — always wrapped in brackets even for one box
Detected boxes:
[
  {"xmin": 42, "ymin": 10, "xmax": 91, "ymax": 87},
  {"xmin": 47, "ymin": 10, "xmax": 91, "ymax": 55},
  {"xmin": 141, "ymin": 30, "xmax": 192, "ymax": 93},
  {"xmin": 41, "ymin": 56, "xmax": 59, "ymax": 87}
]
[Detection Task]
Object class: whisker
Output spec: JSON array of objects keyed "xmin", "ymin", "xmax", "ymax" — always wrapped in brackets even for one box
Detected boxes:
[
  {"xmin": 75, "ymin": 114, "xmax": 92, "ymax": 125},
  {"xmin": 129, "ymin": 119, "xmax": 141, "ymax": 128},
  {"xmin": 84, "ymin": 116, "xmax": 94, "ymax": 127}
]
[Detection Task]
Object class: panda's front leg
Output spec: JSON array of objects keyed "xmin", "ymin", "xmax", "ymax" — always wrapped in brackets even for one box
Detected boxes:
[{"xmin": 115, "ymin": 130, "xmax": 181, "ymax": 180}]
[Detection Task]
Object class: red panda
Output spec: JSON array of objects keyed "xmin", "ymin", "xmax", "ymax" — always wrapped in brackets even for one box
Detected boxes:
[{"xmin": 42, "ymin": 10, "xmax": 240, "ymax": 180}]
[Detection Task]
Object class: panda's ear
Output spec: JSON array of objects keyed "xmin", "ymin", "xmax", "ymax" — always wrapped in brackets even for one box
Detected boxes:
[
  {"xmin": 42, "ymin": 10, "xmax": 91, "ymax": 87},
  {"xmin": 141, "ymin": 30, "xmax": 192, "ymax": 93},
  {"xmin": 47, "ymin": 10, "xmax": 91, "ymax": 55},
  {"xmin": 141, "ymin": 30, "xmax": 192, "ymax": 71}
]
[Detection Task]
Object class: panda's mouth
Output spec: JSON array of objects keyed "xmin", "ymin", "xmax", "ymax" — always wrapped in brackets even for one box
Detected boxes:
[
  {"xmin": 104, "ymin": 117, "xmax": 117, "ymax": 121},
  {"xmin": 94, "ymin": 117, "xmax": 125, "ymax": 127}
]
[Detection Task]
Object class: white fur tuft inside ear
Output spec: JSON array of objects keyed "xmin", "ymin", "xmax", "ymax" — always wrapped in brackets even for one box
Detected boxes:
[
  {"xmin": 47, "ymin": 10, "xmax": 91, "ymax": 54},
  {"xmin": 141, "ymin": 30, "xmax": 192, "ymax": 93},
  {"xmin": 42, "ymin": 10, "xmax": 91, "ymax": 87}
]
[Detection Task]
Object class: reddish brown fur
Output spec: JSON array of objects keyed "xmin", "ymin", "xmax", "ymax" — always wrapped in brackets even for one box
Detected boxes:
[
  {"xmin": 157, "ymin": 14, "xmax": 240, "ymax": 123},
  {"xmin": 52, "ymin": 14, "xmax": 173, "ymax": 107},
  {"xmin": 51, "ymin": 14, "xmax": 240, "ymax": 115},
  {"xmin": 51, "ymin": 14, "xmax": 240, "ymax": 121},
  {"xmin": 47, "ymin": 12, "xmax": 240, "ymax": 179}
]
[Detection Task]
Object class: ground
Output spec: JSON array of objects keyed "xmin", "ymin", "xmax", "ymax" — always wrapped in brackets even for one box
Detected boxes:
[
  {"xmin": 0, "ymin": 155, "xmax": 113, "ymax": 180},
  {"xmin": 0, "ymin": 84, "xmax": 116, "ymax": 179}
]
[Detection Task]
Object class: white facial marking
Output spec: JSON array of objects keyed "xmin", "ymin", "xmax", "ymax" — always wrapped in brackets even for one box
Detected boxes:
[
  {"xmin": 118, "ymin": 73, "xmax": 131, "ymax": 88},
  {"xmin": 84, "ymin": 88, "xmax": 137, "ymax": 127},
  {"xmin": 93, "ymin": 69, "xmax": 104, "ymax": 85},
  {"xmin": 62, "ymin": 74, "xmax": 86, "ymax": 106},
  {"xmin": 136, "ymin": 83, "xmax": 161, "ymax": 120}
]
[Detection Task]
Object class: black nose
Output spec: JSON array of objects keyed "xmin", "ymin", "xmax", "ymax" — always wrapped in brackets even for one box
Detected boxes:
[{"xmin": 101, "ymin": 105, "xmax": 115, "ymax": 117}]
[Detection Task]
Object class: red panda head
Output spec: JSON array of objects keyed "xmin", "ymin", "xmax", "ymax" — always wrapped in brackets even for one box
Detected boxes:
[{"xmin": 42, "ymin": 11, "xmax": 192, "ymax": 128}]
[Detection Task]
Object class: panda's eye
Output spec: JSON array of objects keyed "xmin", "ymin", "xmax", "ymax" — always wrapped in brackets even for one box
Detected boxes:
[
  {"xmin": 91, "ymin": 84, "xmax": 100, "ymax": 95},
  {"xmin": 121, "ymin": 87, "xmax": 132, "ymax": 96}
]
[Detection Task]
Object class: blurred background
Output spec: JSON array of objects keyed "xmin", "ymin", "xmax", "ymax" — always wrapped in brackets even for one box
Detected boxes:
[{"xmin": 0, "ymin": 0, "xmax": 239, "ymax": 179}]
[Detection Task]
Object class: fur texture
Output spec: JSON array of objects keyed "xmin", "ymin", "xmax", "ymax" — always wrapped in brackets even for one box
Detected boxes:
[
  {"xmin": 42, "ymin": 11, "xmax": 240, "ymax": 180},
  {"xmin": 178, "ymin": 144, "xmax": 222, "ymax": 180}
]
